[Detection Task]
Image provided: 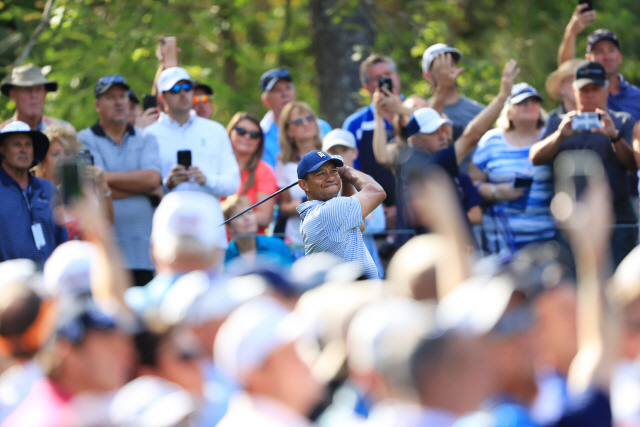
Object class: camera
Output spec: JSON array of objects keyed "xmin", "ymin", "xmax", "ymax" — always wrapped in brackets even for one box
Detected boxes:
[{"xmin": 571, "ymin": 112, "xmax": 602, "ymax": 132}]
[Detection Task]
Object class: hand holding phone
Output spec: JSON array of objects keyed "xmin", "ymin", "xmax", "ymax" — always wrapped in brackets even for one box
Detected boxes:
[
  {"xmin": 378, "ymin": 77, "xmax": 393, "ymax": 94},
  {"xmin": 162, "ymin": 37, "xmax": 179, "ymax": 68},
  {"xmin": 59, "ymin": 160, "xmax": 83, "ymax": 205},
  {"xmin": 142, "ymin": 95, "xmax": 157, "ymax": 111},
  {"xmin": 579, "ymin": 0, "xmax": 594, "ymax": 12}
]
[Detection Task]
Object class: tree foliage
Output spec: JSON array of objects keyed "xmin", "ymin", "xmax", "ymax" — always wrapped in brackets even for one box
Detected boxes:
[{"xmin": 1, "ymin": 0, "xmax": 640, "ymax": 129}]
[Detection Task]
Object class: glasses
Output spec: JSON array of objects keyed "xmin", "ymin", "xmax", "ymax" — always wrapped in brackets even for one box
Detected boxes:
[
  {"xmin": 193, "ymin": 94, "xmax": 211, "ymax": 104},
  {"xmin": 166, "ymin": 83, "xmax": 193, "ymax": 94},
  {"xmin": 235, "ymin": 126, "xmax": 261, "ymax": 139},
  {"xmin": 290, "ymin": 115, "xmax": 315, "ymax": 126}
]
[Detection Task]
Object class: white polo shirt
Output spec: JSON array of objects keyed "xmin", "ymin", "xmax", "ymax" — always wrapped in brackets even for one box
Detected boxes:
[{"xmin": 144, "ymin": 113, "xmax": 240, "ymax": 197}]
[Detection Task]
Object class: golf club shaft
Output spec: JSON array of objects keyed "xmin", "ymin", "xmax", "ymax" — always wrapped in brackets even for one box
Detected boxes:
[{"xmin": 221, "ymin": 181, "xmax": 299, "ymax": 226}]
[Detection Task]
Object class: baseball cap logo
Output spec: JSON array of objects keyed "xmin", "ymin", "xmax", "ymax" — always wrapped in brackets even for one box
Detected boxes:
[{"xmin": 317, "ymin": 152, "xmax": 326, "ymax": 158}]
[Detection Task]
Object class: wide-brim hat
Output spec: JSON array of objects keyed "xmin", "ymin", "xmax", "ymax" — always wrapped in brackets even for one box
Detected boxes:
[
  {"xmin": 1, "ymin": 64, "xmax": 58, "ymax": 97},
  {"xmin": 545, "ymin": 59, "xmax": 585, "ymax": 101},
  {"xmin": 0, "ymin": 121, "xmax": 50, "ymax": 164}
]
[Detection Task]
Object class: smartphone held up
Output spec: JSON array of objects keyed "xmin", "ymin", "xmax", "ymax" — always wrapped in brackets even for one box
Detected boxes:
[
  {"xmin": 579, "ymin": 0, "xmax": 594, "ymax": 12},
  {"xmin": 571, "ymin": 112, "xmax": 602, "ymax": 132},
  {"xmin": 378, "ymin": 77, "xmax": 393, "ymax": 94}
]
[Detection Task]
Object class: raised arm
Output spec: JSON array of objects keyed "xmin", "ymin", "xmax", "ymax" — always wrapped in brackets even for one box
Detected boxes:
[
  {"xmin": 338, "ymin": 165, "xmax": 386, "ymax": 220},
  {"xmin": 558, "ymin": 4, "xmax": 596, "ymax": 65},
  {"xmin": 453, "ymin": 59, "xmax": 519, "ymax": 163},
  {"xmin": 595, "ymin": 109, "xmax": 637, "ymax": 171},
  {"xmin": 428, "ymin": 53, "xmax": 462, "ymax": 115},
  {"xmin": 371, "ymin": 91, "xmax": 400, "ymax": 169}
]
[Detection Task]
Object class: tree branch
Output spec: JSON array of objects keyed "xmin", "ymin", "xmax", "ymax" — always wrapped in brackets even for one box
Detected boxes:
[{"xmin": 13, "ymin": 0, "xmax": 56, "ymax": 67}]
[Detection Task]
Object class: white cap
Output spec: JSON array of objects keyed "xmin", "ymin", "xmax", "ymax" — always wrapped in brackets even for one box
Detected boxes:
[
  {"xmin": 421, "ymin": 43, "xmax": 462, "ymax": 72},
  {"xmin": 322, "ymin": 129, "xmax": 357, "ymax": 152},
  {"xmin": 152, "ymin": 191, "xmax": 227, "ymax": 252},
  {"xmin": 214, "ymin": 296, "xmax": 306, "ymax": 385},
  {"xmin": 109, "ymin": 376, "xmax": 195, "ymax": 427},
  {"xmin": 436, "ymin": 275, "xmax": 515, "ymax": 335},
  {"xmin": 44, "ymin": 241, "xmax": 98, "ymax": 298},
  {"xmin": 406, "ymin": 108, "xmax": 452, "ymax": 138},
  {"xmin": 346, "ymin": 297, "xmax": 435, "ymax": 374},
  {"xmin": 157, "ymin": 67, "xmax": 192, "ymax": 93},
  {"xmin": 612, "ymin": 245, "xmax": 640, "ymax": 306},
  {"xmin": 0, "ymin": 259, "xmax": 39, "ymax": 291}
]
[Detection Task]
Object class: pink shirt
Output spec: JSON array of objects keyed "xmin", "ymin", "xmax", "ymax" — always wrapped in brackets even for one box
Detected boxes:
[{"xmin": 2, "ymin": 378, "xmax": 74, "ymax": 427}]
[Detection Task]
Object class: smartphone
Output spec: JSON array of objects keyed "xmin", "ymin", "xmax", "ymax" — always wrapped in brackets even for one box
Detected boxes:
[
  {"xmin": 162, "ymin": 37, "xmax": 179, "ymax": 68},
  {"xmin": 177, "ymin": 150, "xmax": 191, "ymax": 169},
  {"xmin": 571, "ymin": 112, "xmax": 602, "ymax": 131},
  {"xmin": 579, "ymin": 0, "xmax": 594, "ymax": 12},
  {"xmin": 59, "ymin": 161, "xmax": 83, "ymax": 205},
  {"xmin": 514, "ymin": 176, "xmax": 533, "ymax": 188},
  {"xmin": 76, "ymin": 149, "xmax": 94, "ymax": 166},
  {"xmin": 142, "ymin": 95, "xmax": 157, "ymax": 111},
  {"xmin": 378, "ymin": 77, "xmax": 393, "ymax": 94}
]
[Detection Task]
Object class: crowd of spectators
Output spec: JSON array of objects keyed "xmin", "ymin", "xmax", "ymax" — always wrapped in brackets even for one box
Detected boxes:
[{"xmin": 2, "ymin": 4, "xmax": 640, "ymax": 426}]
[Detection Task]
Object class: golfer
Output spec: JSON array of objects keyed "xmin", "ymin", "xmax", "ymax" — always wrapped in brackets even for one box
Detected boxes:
[{"xmin": 296, "ymin": 150, "xmax": 386, "ymax": 279}]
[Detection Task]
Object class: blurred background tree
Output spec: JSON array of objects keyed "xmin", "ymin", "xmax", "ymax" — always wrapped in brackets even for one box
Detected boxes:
[{"xmin": 1, "ymin": 0, "xmax": 639, "ymax": 129}]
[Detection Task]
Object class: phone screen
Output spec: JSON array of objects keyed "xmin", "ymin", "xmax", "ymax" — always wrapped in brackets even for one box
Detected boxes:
[
  {"xmin": 378, "ymin": 77, "xmax": 393, "ymax": 93},
  {"xmin": 580, "ymin": 0, "xmax": 594, "ymax": 12},
  {"xmin": 177, "ymin": 150, "xmax": 191, "ymax": 169},
  {"xmin": 142, "ymin": 95, "xmax": 157, "ymax": 111},
  {"xmin": 59, "ymin": 161, "xmax": 82, "ymax": 205}
]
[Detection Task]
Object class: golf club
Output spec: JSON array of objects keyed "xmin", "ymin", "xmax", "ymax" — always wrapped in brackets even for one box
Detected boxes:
[{"xmin": 221, "ymin": 181, "xmax": 298, "ymax": 226}]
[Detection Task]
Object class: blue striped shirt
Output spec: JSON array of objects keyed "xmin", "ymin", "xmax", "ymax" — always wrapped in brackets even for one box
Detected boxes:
[
  {"xmin": 297, "ymin": 197, "xmax": 379, "ymax": 279},
  {"xmin": 472, "ymin": 128, "xmax": 555, "ymax": 254}
]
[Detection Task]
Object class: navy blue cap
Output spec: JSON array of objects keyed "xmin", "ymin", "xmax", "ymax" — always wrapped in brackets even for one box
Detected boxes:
[
  {"xmin": 587, "ymin": 29, "xmax": 619, "ymax": 53},
  {"xmin": 506, "ymin": 83, "xmax": 543, "ymax": 105},
  {"xmin": 95, "ymin": 75, "xmax": 130, "ymax": 98},
  {"xmin": 574, "ymin": 61, "xmax": 606, "ymax": 89},
  {"xmin": 297, "ymin": 150, "xmax": 344, "ymax": 179},
  {"xmin": 127, "ymin": 90, "xmax": 139, "ymax": 104},
  {"xmin": 259, "ymin": 68, "xmax": 292, "ymax": 93}
]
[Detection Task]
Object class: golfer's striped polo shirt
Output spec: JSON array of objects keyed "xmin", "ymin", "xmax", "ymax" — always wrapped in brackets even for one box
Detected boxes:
[{"xmin": 297, "ymin": 196, "xmax": 379, "ymax": 279}]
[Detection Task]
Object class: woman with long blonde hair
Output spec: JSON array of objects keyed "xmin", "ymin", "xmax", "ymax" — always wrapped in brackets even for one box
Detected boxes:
[{"xmin": 275, "ymin": 101, "xmax": 322, "ymax": 258}]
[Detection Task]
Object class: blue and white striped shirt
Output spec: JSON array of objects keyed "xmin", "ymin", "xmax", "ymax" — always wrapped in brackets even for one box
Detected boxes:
[
  {"xmin": 297, "ymin": 197, "xmax": 379, "ymax": 279},
  {"xmin": 472, "ymin": 128, "xmax": 555, "ymax": 254}
]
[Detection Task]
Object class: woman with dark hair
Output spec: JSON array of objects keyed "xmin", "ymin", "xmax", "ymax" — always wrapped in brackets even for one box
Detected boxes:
[{"xmin": 227, "ymin": 112, "xmax": 277, "ymax": 231}]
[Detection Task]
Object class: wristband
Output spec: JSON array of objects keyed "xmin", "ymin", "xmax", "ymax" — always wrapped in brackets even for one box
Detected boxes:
[{"xmin": 610, "ymin": 132, "xmax": 621, "ymax": 143}]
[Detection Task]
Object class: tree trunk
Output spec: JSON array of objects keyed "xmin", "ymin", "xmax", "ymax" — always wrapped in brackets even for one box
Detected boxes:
[{"xmin": 309, "ymin": 0, "xmax": 376, "ymax": 128}]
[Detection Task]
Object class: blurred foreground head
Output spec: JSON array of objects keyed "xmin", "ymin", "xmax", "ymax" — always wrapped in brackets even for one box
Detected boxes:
[
  {"xmin": 151, "ymin": 191, "xmax": 227, "ymax": 273},
  {"xmin": 214, "ymin": 296, "xmax": 323, "ymax": 416},
  {"xmin": 0, "ymin": 260, "xmax": 56, "ymax": 361}
]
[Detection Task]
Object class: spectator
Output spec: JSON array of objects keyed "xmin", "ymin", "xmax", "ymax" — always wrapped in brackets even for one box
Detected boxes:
[
  {"xmin": 214, "ymin": 296, "xmax": 324, "ymax": 427},
  {"xmin": 343, "ymin": 54, "xmax": 400, "ymax": 223},
  {"xmin": 530, "ymin": 61, "xmax": 637, "ymax": 267},
  {"xmin": 78, "ymin": 75, "xmax": 162, "ymax": 287},
  {"xmin": 125, "ymin": 191, "xmax": 227, "ymax": 314},
  {"xmin": 144, "ymin": 67, "xmax": 240, "ymax": 198},
  {"xmin": 276, "ymin": 101, "xmax": 323, "ymax": 258},
  {"xmin": 322, "ymin": 129, "xmax": 386, "ymax": 277},
  {"xmin": 259, "ymin": 68, "xmax": 332, "ymax": 168},
  {"xmin": 2, "ymin": 298, "xmax": 135, "ymax": 427},
  {"xmin": 0, "ymin": 121, "xmax": 68, "ymax": 264},
  {"xmin": 545, "ymin": 59, "xmax": 584, "ymax": 122},
  {"xmin": 421, "ymin": 44, "xmax": 485, "ymax": 152},
  {"xmin": 558, "ymin": 5, "xmax": 640, "ymax": 120},
  {"xmin": 35, "ymin": 124, "xmax": 114, "ymax": 237},
  {"xmin": 0, "ymin": 64, "xmax": 71, "ymax": 131},
  {"xmin": 469, "ymin": 83, "xmax": 556, "ymax": 255},
  {"xmin": 222, "ymin": 195, "xmax": 293, "ymax": 267},
  {"xmin": 127, "ymin": 90, "xmax": 141, "ymax": 127},
  {"xmin": 193, "ymin": 81, "xmax": 214, "ymax": 119},
  {"xmin": 227, "ymin": 112, "xmax": 277, "ymax": 230},
  {"xmin": 0, "ymin": 260, "xmax": 56, "ymax": 423}
]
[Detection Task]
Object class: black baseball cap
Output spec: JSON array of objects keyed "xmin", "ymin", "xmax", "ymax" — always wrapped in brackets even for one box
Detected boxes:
[
  {"xmin": 127, "ymin": 90, "xmax": 139, "ymax": 104},
  {"xmin": 193, "ymin": 81, "xmax": 214, "ymax": 96},
  {"xmin": 574, "ymin": 61, "xmax": 606, "ymax": 89},
  {"xmin": 95, "ymin": 75, "xmax": 130, "ymax": 98},
  {"xmin": 586, "ymin": 29, "xmax": 620, "ymax": 53},
  {"xmin": 259, "ymin": 68, "xmax": 292, "ymax": 93},
  {"xmin": 297, "ymin": 150, "xmax": 343, "ymax": 179}
]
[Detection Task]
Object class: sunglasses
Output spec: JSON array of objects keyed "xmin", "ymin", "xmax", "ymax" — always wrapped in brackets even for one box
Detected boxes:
[
  {"xmin": 290, "ymin": 115, "xmax": 315, "ymax": 126},
  {"xmin": 193, "ymin": 94, "xmax": 211, "ymax": 104},
  {"xmin": 166, "ymin": 83, "xmax": 193, "ymax": 94},
  {"xmin": 235, "ymin": 126, "xmax": 261, "ymax": 139}
]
